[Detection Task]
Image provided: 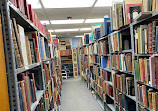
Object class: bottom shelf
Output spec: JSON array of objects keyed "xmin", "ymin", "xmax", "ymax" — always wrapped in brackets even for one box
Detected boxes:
[
  {"xmin": 107, "ymin": 104, "xmax": 115, "ymax": 111},
  {"xmin": 31, "ymin": 90, "xmax": 44, "ymax": 111}
]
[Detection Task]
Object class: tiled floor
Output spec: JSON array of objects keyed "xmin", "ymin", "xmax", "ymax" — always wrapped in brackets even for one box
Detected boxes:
[{"xmin": 61, "ymin": 77, "xmax": 103, "ymax": 111}]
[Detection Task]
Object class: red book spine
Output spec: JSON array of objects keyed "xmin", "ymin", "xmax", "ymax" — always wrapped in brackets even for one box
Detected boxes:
[
  {"xmin": 142, "ymin": 85, "xmax": 147, "ymax": 107},
  {"xmin": 148, "ymin": 23, "xmax": 152, "ymax": 53},
  {"xmin": 28, "ymin": 4, "xmax": 34, "ymax": 23},
  {"xmin": 20, "ymin": 0, "xmax": 25, "ymax": 15}
]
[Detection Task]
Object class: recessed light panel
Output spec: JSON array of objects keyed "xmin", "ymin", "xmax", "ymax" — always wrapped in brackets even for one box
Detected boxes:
[
  {"xmin": 41, "ymin": 20, "xmax": 50, "ymax": 25},
  {"xmin": 27, "ymin": 0, "xmax": 42, "ymax": 9},
  {"xmin": 48, "ymin": 30, "xmax": 54, "ymax": 32},
  {"xmin": 85, "ymin": 18, "xmax": 104, "ymax": 23},
  {"xmin": 95, "ymin": 0, "xmax": 112, "ymax": 7},
  {"xmin": 75, "ymin": 35, "xmax": 84, "ymax": 37},
  {"xmin": 80, "ymin": 28, "xmax": 91, "ymax": 31},
  {"xmin": 42, "ymin": 0, "xmax": 95, "ymax": 8},
  {"xmin": 50, "ymin": 19, "xmax": 84, "ymax": 24},
  {"xmin": 54, "ymin": 28, "xmax": 79, "ymax": 32}
]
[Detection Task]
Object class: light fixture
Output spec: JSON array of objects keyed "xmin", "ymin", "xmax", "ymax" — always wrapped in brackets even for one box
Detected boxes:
[
  {"xmin": 40, "ymin": 20, "xmax": 50, "ymax": 25},
  {"xmin": 48, "ymin": 30, "xmax": 54, "ymax": 32},
  {"xmin": 95, "ymin": 0, "xmax": 112, "ymax": 7},
  {"xmin": 75, "ymin": 35, "xmax": 84, "ymax": 37},
  {"xmin": 41, "ymin": 0, "xmax": 95, "ymax": 8},
  {"xmin": 85, "ymin": 18, "xmax": 104, "ymax": 23},
  {"xmin": 50, "ymin": 19, "xmax": 84, "ymax": 24},
  {"xmin": 80, "ymin": 28, "xmax": 91, "ymax": 31},
  {"xmin": 27, "ymin": 0, "xmax": 42, "ymax": 9},
  {"xmin": 54, "ymin": 28, "xmax": 79, "ymax": 32}
]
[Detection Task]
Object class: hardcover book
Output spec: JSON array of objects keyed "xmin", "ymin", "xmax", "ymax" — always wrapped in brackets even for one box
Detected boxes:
[{"xmin": 126, "ymin": 4, "xmax": 142, "ymax": 24}]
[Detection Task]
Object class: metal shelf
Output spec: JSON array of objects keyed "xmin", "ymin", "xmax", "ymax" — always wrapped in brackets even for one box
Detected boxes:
[
  {"xmin": 111, "ymin": 67, "xmax": 133, "ymax": 75},
  {"xmin": 31, "ymin": 90, "xmax": 44, "ymax": 111},
  {"xmin": 98, "ymin": 35, "xmax": 108, "ymax": 41},
  {"xmin": 137, "ymin": 81, "xmax": 158, "ymax": 90},
  {"xmin": 15, "ymin": 62, "xmax": 41, "ymax": 74},
  {"xmin": 107, "ymin": 104, "xmax": 115, "ymax": 111},
  {"xmin": 61, "ymin": 54, "xmax": 72, "ymax": 57},
  {"xmin": 100, "ymin": 67, "xmax": 111, "ymax": 72},
  {"xmin": 134, "ymin": 53, "xmax": 158, "ymax": 57},
  {"xmin": 9, "ymin": 2, "xmax": 47, "ymax": 39},
  {"xmin": 111, "ymin": 49, "xmax": 132, "ymax": 54}
]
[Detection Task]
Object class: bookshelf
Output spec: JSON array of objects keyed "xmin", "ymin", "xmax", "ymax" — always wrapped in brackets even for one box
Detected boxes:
[
  {"xmin": 78, "ymin": 1, "xmax": 158, "ymax": 110},
  {"xmin": 59, "ymin": 40, "xmax": 73, "ymax": 77},
  {"xmin": 1, "ymin": 1, "xmax": 62, "ymax": 111}
]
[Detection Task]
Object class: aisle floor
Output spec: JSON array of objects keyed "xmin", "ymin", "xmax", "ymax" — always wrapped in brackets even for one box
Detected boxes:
[{"xmin": 61, "ymin": 77, "xmax": 103, "ymax": 111}]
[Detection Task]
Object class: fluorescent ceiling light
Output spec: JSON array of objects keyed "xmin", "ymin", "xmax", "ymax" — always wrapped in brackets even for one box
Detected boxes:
[
  {"xmin": 48, "ymin": 30, "xmax": 54, "ymax": 32},
  {"xmin": 85, "ymin": 18, "xmax": 104, "ymax": 23},
  {"xmin": 75, "ymin": 35, "xmax": 84, "ymax": 37},
  {"xmin": 80, "ymin": 28, "xmax": 91, "ymax": 31},
  {"xmin": 54, "ymin": 28, "xmax": 79, "ymax": 32},
  {"xmin": 95, "ymin": 0, "xmax": 112, "ymax": 7},
  {"xmin": 50, "ymin": 19, "xmax": 84, "ymax": 24},
  {"xmin": 52, "ymin": 35, "xmax": 56, "ymax": 37},
  {"xmin": 42, "ymin": 0, "xmax": 95, "ymax": 8},
  {"xmin": 27, "ymin": 0, "xmax": 42, "ymax": 9},
  {"xmin": 41, "ymin": 20, "xmax": 50, "ymax": 25}
]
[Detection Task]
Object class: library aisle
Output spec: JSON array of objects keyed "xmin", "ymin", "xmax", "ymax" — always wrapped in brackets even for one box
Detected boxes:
[{"xmin": 61, "ymin": 77, "xmax": 103, "ymax": 111}]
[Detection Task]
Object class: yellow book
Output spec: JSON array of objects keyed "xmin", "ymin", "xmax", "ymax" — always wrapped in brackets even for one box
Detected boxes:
[
  {"xmin": 137, "ymin": 28, "xmax": 140, "ymax": 54},
  {"xmin": 0, "ymin": 15, "xmax": 10, "ymax": 111},
  {"xmin": 152, "ymin": 0, "xmax": 156, "ymax": 11}
]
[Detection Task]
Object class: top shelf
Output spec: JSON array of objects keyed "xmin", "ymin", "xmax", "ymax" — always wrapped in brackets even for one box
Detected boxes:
[{"xmin": 8, "ymin": 2, "xmax": 47, "ymax": 39}]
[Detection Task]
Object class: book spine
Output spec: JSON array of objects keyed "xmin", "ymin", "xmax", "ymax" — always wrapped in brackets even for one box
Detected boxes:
[
  {"xmin": 152, "ymin": 21, "xmax": 156, "ymax": 53},
  {"xmin": 148, "ymin": 23, "xmax": 152, "ymax": 53}
]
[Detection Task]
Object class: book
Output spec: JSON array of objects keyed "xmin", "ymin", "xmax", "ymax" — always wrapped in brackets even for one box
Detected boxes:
[
  {"xmin": 25, "ymin": 36, "xmax": 32, "ymax": 65},
  {"xmin": 149, "ymin": 56, "xmax": 156, "ymax": 86},
  {"xmin": 148, "ymin": 23, "xmax": 152, "ymax": 53},
  {"xmin": 17, "ymin": 24, "xmax": 29, "ymax": 66},
  {"xmin": 10, "ymin": 19, "xmax": 23, "ymax": 67}
]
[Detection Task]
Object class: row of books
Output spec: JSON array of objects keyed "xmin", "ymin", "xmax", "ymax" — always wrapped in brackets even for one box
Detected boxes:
[
  {"xmin": 115, "ymin": 90, "xmax": 136, "ymax": 111},
  {"xmin": 43, "ymin": 62, "xmax": 51, "ymax": 86},
  {"xmin": 80, "ymin": 19, "xmax": 111, "ymax": 45},
  {"xmin": 111, "ymin": 0, "xmax": 140, "ymax": 30},
  {"xmin": 110, "ymin": 32, "xmax": 131, "ymax": 52},
  {"xmin": 101, "ymin": 56, "xmax": 110, "ymax": 69},
  {"xmin": 17, "ymin": 73, "xmax": 37, "ymax": 111},
  {"xmin": 100, "ymin": 69, "xmax": 112, "ymax": 82},
  {"xmin": 60, "ymin": 50, "xmax": 72, "ymax": 56},
  {"xmin": 134, "ymin": 21, "xmax": 158, "ymax": 54},
  {"xmin": 111, "ymin": 53, "xmax": 132, "ymax": 73},
  {"xmin": 98, "ymin": 40, "xmax": 109, "ymax": 55},
  {"xmin": 111, "ymin": 0, "xmax": 158, "ymax": 30},
  {"xmin": 114, "ymin": 74, "xmax": 135, "ymax": 96},
  {"xmin": 100, "ymin": 17, "xmax": 111, "ymax": 37},
  {"xmin": 134, "ymin": 56, "xmax": 158, "ymax": 87},
  {"xmin": 83, "ymin": 46, "xmax": 89, "ymax": 55},
  {"xmin": 35, "ymin": 97, "xmax": 45, "ymax": 111},
  {"xmin": 39, "ymin": 37, "xmax": 49, "ymax": 60},
  {"xmin": 9, "ymin": 0, "xmax": 48, "ymax": 36},
  {"xmin": 59, "ymin": 40, "xmax": 70, "ymax": 46},
  {"xmin": 11, "ymin": 18, "xmax": 41, "ymax": 68},
  {"xmin": 137, "ymin": 84, "xmax": 158, "ymax": 110},
  {"xmin": 102, "ymin": 81, "xmax": 113, "ymax": 97}
]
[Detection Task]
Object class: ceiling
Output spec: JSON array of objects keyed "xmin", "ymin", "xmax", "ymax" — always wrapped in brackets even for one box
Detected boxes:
[{"xmin": 32, "ymin": 0, "xmax": 111, "ymax": 38}]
